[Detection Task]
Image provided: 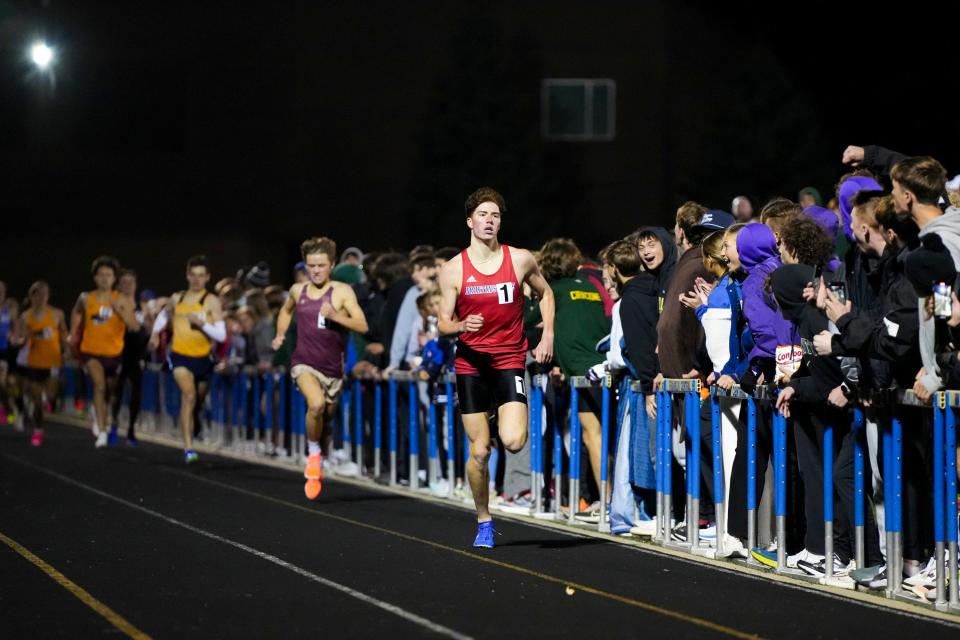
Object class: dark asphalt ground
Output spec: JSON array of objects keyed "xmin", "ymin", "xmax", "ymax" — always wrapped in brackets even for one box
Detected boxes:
[{"xmin": 2, "ymin": 419, "xmax": 959, "ymax": 639}]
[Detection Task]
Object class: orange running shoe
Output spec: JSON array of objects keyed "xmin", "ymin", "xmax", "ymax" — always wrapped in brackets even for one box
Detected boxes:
[{"xmin": 304, "ymin": 453, "xmax": 323, "ymax": 500}]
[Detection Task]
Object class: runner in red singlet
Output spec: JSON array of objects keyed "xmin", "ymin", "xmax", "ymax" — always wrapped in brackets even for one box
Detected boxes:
[{"xmin": 438, "ymin": 187, "xmax": 555, "ymax": 548}]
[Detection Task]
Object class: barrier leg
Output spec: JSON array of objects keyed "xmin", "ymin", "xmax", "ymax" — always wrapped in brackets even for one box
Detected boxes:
[
  {"xmin": 354, "ymin": 379, "xmax": 364, "ymax": 473},
  {"xmin": 853, "ymin": 409, "xmax": 865, "ymax": 571},
  {"xmin": 688, "ymin": 391, "xmax": 700, "ymax": 549},
  {"xmin": 664, "ymin": 390, "xmax": 674, "ymax": 540},
  {"xmin": 598, "ymin": 383, "xmax": 611, "ymax": 533},
  {"xmin": 374, "ymin": 382, "xmax": 382, "ymax": 480},
  {"xmin": 388, "ymin": 379, "xmax": 397, "ymax": 487},
  {"xmin": 654, "ymin": 391, "xmax": 663, "ymax": 542},
  {"xmin": 933, "ymin": 398, "xmax": 946, "ymax": 609},
  {"xmin": 340, "ymin": 385, "xmax": 351, "ymax": 459},
  {"xmin": 824, "ymin": 420, "xmax": 834, "ymax": 580},
  {"xmin": 408, "ymin": 381, "xmax": 419, "ymax": 491},
  {"xmin": 265, "ymin": 373, "xmax": 275, "ymax": 454},
  {"xmin": 774, "ymin": 410, "xmax": 787, "ymax": 572},
  {"xmin": 553, "ymin": 389, "xmax": 563, "ymax": 518},
  {"xmin": 882, "ymin": 416, "xmax": 895, "ymax": 598},
  {"xmin": 568, "ymin": 385, "xmax": 581, "ymax": 525},
  {"xmin": 711, "ymin": 391, "xmax": 725, "ymax": 558},
  {"xmin": 277, "ymin": 373, "xmax": 288, "ymax": 458},
  {"xmin": 252, "ymin": 373, "xmax": 262, "ymax": 451},
  {"xmin": 530, "ymin": 379, "xmax": 543, "ymax": 514},
  {"xmin": 428, "ymin": 393, "xmax": 438, "ymax": 488},
  {"xmin": 445, "ymin": 380, "xmax": 455, "ymax": 498},
  {"xmin": 746, "ymin": 397, "xmax": 758, "ymax": 564},
  {"xmin": 944, "ymin": 403, "xmax": 959, "ymax": 609},
  {"xmin": 891, "ymin": 416, "xmax": 904, "ymax": 595}
]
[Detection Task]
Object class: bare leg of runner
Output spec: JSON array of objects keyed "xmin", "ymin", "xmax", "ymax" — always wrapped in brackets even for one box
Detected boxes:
[
  {"xmin": 173, "ymin": 367, "xmax": 197, "ymax": 457},
  {"xmin": 462, "ymin": 412, "xmax": 494, "ymax": 522},
  {"xmin": 296, "ymin": 373, "xmax": 328, "ymax": 499},
  {"xmin": 85, "ymin": 359, "xmax": 107, "ymax": 445}
]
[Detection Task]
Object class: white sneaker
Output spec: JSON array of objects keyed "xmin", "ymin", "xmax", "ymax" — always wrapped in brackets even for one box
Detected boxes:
[
  {"xmin": 429, "ymin": 478, "xmax": 450, "ymax": 497},
  {"xmin": 95, "ymin": 432, "xmax": 108, "ymax": 448},
  {"xmin": 903, "ymin": 556, "xmax": 937, "ymax": 587},
  {"xmin": 629, "ymin": 520, "xmax": 657, "ymax": 537},
  {"xmin": 787, "ymin": 548, "xmax": 822, "ymax": 569},
  {"xmin": 715, "ymin": 534, "xmax": 748, "ymax": 559},
  {"xmin": 334, "ymin": 461, "xmax": 359, "ymax": 477}
]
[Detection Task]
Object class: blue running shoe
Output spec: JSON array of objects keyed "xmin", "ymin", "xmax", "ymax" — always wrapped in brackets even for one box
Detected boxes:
[
  {"xmin": 473, "ymin": 521, "xmax": 496, "ymax": 548},
  {"xmin": 184, "ymin": 449, "xmax": 199, "ymax": 464},
  {"xmin": 126, "ymin": 434, "xmax": 138, "ymax": 447},
  {"xmin": 107, "ymin": 426, "xmax": 119, "ymax": 447}
]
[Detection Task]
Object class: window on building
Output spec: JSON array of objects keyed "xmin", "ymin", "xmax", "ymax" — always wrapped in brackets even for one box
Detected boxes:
[{"xmin": 541, "ymin": 78, "xmax": 616, "ymax": 141}]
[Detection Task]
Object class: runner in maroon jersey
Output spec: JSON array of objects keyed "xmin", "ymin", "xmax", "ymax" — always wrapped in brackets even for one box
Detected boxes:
[
  {"xmin": 274, "ymin": 236, "xmax": 369, "ymax": 500},
  {"xmin": 438, "ymin": 187, "xmax": 555, "ymax": 548}
]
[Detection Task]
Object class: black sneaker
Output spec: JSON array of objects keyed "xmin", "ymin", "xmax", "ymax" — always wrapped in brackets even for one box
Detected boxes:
[
  {"xmin": 670, "ymin": 522, "xmax": 688, "ymax": 542},
  {"xmin": 797, "ymin": 554, "xmax": 844, "ymax": 578}
]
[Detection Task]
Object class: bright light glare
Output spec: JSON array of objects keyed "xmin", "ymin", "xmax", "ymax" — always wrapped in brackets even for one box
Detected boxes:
[{"xmin": 30, "ymin": 42, "xmax": 53, "ymax": 69}]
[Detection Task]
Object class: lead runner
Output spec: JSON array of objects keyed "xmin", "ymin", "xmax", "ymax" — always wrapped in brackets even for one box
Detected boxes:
[{"xmin": 438, "ymin": 187, "xmax": 555, "ymax": 548}]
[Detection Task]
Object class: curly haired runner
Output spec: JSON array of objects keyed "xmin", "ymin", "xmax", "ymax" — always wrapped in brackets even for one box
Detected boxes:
[{"xmin": 437, "ymin": 187, "xmax": 555, "ymax": 548}]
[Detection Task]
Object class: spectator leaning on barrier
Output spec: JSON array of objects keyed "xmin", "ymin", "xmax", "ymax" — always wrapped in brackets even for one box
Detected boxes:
[
  {"xmin": 386, "ymin": 251, "xmax": 438, "ymax": 374},
  {"xmin": 679, "ymin": 225, "xmax": 742, "ymax": 529},
  {"xmin": 772, "ymin": 264, "xmax": 884, "ymax": 576},
  {"xmin": 721, "ymin": 222, "xmax": 788, "ymax": 557},
  {"xmin": 656, "ymin": 201, "xmax": 708, "ymax": 384},
  {"xmin": 535, "ymin": 238, "xmax": 611, "ymax": 517},
  {"xmin": 891, "ymin": 156, "xmax": 954, "ymax": 397}
]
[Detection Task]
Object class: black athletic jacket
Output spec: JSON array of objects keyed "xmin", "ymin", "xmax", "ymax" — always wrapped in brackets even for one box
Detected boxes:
[
  {"xmin": 619, "ymin": 274, "xmax": 661, "ymax": 395},
  {"xmin": 829, "ymin": 245, "xmax": 921, "ymax": 390}
]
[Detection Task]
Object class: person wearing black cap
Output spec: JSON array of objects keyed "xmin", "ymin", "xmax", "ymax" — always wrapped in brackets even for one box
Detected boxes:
[{"xmin": 655, "ymin": 205, "xmax": 732, "ymax": 541}]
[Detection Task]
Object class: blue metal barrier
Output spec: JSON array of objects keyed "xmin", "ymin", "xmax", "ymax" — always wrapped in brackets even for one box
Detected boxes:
[
  {"xmin": 853, "ymin": 408, "xmax": 865, "ymax": 570},
  {"xmin": 445, "ymin": 377, "xmax": 455, "ymax": 499},
  {"xmin": 354, "ymin": 379, "xmax": 363, "ymax": 470},
  {"xmin": 374, "ymin": 381, "xmax": 383, "ymax": 479},
  {"xmin": 824, "ymin": 416, "xmax": 835, "ymax": 579},
  {"xmin": 388, "ymin": 377, "xmax": 398, "ymax": 486},
  {"xmin": 568, "ymin": 383, "xmax": 581, "ymax": 524},
  {"xmin": 530, "ymin": 375, "xmax": 544, "ymax": 515},
  {"xmin": 942, "ymin": 393, "xmax": 959, "ymax": 610}
]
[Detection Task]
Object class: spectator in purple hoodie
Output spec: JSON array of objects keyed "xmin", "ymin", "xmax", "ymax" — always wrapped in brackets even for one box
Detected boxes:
[{"xmin": 720, "ymin": 222, "xmax": 793, "ymax": 557}]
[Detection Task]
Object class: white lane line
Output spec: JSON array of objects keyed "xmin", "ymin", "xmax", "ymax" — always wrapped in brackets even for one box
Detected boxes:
[{"xmin": 3, "ymin": 454, "xmax": 471, "ymax": 640}]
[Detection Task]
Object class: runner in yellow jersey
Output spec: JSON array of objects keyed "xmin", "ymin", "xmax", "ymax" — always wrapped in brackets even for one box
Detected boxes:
[
  {"xmin": 11, "ymin": 281, "xmax": 67, "ymax": 447},
  {"xmin": 69, "ymin": 256, "xmax": 140, "ymax": 448},
  {"xmin": 149, "ymin": 255, "xmax": 225, "ymax": 463}
]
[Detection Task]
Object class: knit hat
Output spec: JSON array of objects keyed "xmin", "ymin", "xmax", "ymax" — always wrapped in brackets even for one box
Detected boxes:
[
  {"xmin": 905, "ymin": 233, "xmax": 957, "ymax": 296},
  {"xmin": 245, "ymin": 261, "xmax": 271, "ymax": 288},
  {"xmin": 798, "ymin": 186, "xmax": 823, "ymax": 206}
]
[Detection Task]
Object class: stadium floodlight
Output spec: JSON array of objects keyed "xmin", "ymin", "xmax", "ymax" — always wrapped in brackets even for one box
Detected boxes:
[{"xmin": 30, "ymin": 42, "xmax": 54, "ymax": 69}]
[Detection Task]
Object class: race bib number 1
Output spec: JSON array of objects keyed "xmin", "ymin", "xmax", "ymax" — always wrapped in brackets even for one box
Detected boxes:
[
  {"xmin": 317, "ymin": 311, "xmax": 327, "ymax": 329},
  {"xmin": 497, "ymin": 282, "xmax": 515, "ymax": 305}
]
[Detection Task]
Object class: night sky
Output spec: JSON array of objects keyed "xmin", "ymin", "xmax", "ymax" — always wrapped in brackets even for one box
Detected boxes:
[{"xmin": 1, "ymin": 1, "xmax": 959, "ymax": 300}]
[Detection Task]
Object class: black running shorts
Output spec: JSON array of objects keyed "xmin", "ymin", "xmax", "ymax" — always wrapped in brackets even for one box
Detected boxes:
[{"xmin": 456, "ymin": 367, "xmax": 527, "ymax": 415}]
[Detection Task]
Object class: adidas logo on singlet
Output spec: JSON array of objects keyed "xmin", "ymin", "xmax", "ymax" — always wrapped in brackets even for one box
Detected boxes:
[{"xmin": 466, "ymin": 275, "xmax": 477, "ymax": 283}]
